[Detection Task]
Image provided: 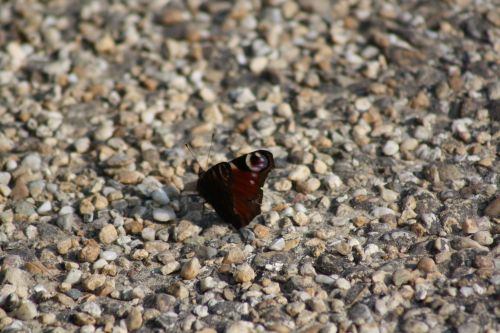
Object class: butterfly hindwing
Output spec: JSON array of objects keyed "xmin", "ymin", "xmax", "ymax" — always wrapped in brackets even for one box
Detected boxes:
[{"xmin": 196, "ymin": 162, "xmax": 241, "ymax": 227}]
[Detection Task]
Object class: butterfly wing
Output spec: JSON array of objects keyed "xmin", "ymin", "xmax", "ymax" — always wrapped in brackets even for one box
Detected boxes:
[
  {"xmin": 197, "ymin": 150, "xmax": 274, "ymax": 229},
  {"xmin": 197, "ymin": 162, "xmax": 242, "ymax": 227},
  {"xmin": 228, "ymin": 150, "xmax": 274, "ymax": 228}
]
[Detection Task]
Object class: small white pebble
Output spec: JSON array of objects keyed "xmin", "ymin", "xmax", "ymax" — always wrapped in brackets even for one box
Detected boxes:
[
  {"xmin": 269, "ymin": 238, "xmax": 285, "ymax": 251},
  {"xmin": 289, "ymin": 165, "xmax": 311, "ymax": 182},
  {"xmin": 383, "ymin": 140, "xmax": 399, "ymax": 156}
]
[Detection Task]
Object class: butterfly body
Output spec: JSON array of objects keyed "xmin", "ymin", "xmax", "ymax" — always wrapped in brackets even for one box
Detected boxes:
[{"xmin": 196, "ymin": 150, "xmax": 274, "ymax": 228}]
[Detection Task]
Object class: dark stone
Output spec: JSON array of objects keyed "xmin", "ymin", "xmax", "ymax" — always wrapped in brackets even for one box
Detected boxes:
[
  {"xmin": 348, "ymin": 303, "xmax": 373, "ymax": 324},
  {"xmin": 315, "ymin": 254, "xmax": 354, "ymax": 275},
  {"xmin": 154, "ymin": 293, "xmax": 176, "ymax": 312}
]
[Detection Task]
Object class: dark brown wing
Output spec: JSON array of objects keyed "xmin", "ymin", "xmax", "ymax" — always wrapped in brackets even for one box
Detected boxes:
[{"xmin": 196, "ymin": 162, "xmax": 243, "ymax": 228}]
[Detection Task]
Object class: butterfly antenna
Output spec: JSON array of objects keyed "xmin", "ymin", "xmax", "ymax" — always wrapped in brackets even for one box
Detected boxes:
[
  {"xmin": 185, "ymin": 143, "xmax": 204, "ymax": 172},
  {"xmin": 205, "ymin": 131, "xmax": 215, "ymax": 170}
]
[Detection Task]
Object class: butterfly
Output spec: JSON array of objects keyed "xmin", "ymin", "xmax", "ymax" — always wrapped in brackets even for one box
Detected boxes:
[{"xmin": 195, "ymin": 150, "xmax": 274, "ymax": 229}]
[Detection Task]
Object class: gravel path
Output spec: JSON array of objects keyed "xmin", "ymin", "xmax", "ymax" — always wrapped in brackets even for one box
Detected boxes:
[{"xmin": 0, "ymin": 1, "xmax": 499, "ymax": 332}]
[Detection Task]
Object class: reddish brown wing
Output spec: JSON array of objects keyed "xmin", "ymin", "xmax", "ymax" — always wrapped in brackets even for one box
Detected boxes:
[
  {"xmin": 196, "ymin": 150, "xmax": 274, "ymax": 229},
  {"xmin": 229, "ymin": 150, "xmax": 274, "ymax": 228}
]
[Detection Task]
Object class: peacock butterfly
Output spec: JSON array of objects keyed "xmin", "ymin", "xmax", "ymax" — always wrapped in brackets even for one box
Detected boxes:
[{"xmin": 196, "ymin": 150, "xmax": 274, "ymax": 229}]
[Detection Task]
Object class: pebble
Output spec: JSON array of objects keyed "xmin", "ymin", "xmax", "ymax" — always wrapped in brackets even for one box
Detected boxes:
[
  {"xmin": 0, "ymin": 172, "xmax": 11, "ymax": 185},
  {"xmin": 126, "ymin": 307, "xmax": 143, "ymax": 331},
  {"xmin": 457, "ymin": 322, "xmax": 480, "ymax": 333},
  {"xmin": 161, "ymin": 261, "xmax": 181, "ymax": 275},
  {"xmin": 402, "ymin": 319, "xmax": 429, "ymax": 333},
  {"xmin": 167, "ymin": 282, "xmax": 189, "ymax": 299},
  {"xmin": 315, "ymin": 275, "xmax": 335, "ymax": 285},
  {"xmin": 383, "ymin": 140, "xmax": 399, "ymax": 156},
  {"xmin": 225, "ymin": 321, "xmax": 255, "ymax": 333},
  {"xmin": 223, "ymin": 248, "xmax": 246, "ymax": 265},
  {"xmin": 25, "ymin": 225, "xmax": 38, "ymax": 239},
  {"xmin": 181, "ymin": 257, "xmax": 201, "ymax": 280},
  {"xmin": 202, "ymin": 105, "xmax": 223, "ymax": 124},
  {"xmin": 400, "ymin": 138, "xmax": 419, "ymax": 152},
  {"xmin": 37, "ymin": 201, "xmax": 52, "ymax": 215},
  {"xmin": 74, "ymin": 137, "xmax": 91, "ymax": 153},
  {"xmin": 256, "ymin": 101, "xmax": 273, "ymax": 114},
  {"xmin": 153, "ymin": 207, "xmax": 176, "ymax": 222},
  {"xmin": 335, "ymin": 278, "xmax": 351, "ymax": 290},
  {"xmin": 314, "ymin": 159, "xmax": 328, "ymax": 174},
  {"xmin": 269, "ymin": 238, "xmax": 286, "ymax": 251},
  {"xmin": 200, "ymin": 277, "xmax": 217, "ymax": 292},
  {"xmin": 81, "ymin": 302, "xmax": 102, "ymax": 318},
  {"xmin": 473, "ymin": 231, "xmax": 493, "ymax": 245},
  {"xmin": 99, "ymin": 224, "xmax": 118, "ymax": 245},
  {"xmin": 41, "ymin": 313, "xmax": 56, "ymax": 325},
  {"xmin": 414, "ymin": 126, "xmax": 433, "ymax": 141},
  {"xmin": 289, "ymin": 165, "xmax": 311, "ymax": 182},
  {"xmin": 82, "ymin": 274, "xmax": 106, "ymax": 291},
  {"xmin": 293, "ymin": 212, "xmax": 310, "ymax": 226},
  {"xmin": 320, "ymin": 324, "xmax": 338, "ymax": 333},
  {"xmin": 417, "ymin": 257, "xmax": 437, "ymax": 273},
  {"xmin": 300, "ymin": 262, "xmax": 316, "ymax": 276},
  {"xmin": 74, "ymin": 312, "xmax": 96, "ymax": 326},
  {"xmin": 156, "ymin": 228, "xmax": 170, "ymax": 242},
  {"xmin": 22, "ymin": 153, "xmax": 42, "ymax": 171},
  {"xmin": 232, "ymin": 88, "xmax": 256, "ymax": 104},
  {"xmin": 286, "ymin": 302, "xmax": 305, "ymax": 317},
  {"xmin": 487, "ymin": 82, "xmax": 500, "ymax": 100},
  {"xmin": 199, "ymin": 87, "xmax": 217, "ymax": 103},
  {"xmin": 233, "ymin": 263, "xmax": 256, "ymax": 283},
  {"xmin": 57, "ymin": 213, "xmax": 76, "ymax": 231},
  {"xmin": 79, "ymin": 198, "xmax": 95, "ymax": 215},
  {"xmin": 250, "ymin": 57, "xmax": 268, "ymax": 73},
  {"xmin": 116, "ymin": 170, "xmax": 144, "ymax": 185},
  {"xmin": 0, "ymin": 135, "xmax": 15, "ymax": 155},
  {"xmin": 276, "ymin": 103, "xmax": 293, "ymax": 117},
  {"xmin": 11, "ymin": 178, "xmax": 29, "ymax": 200},
  {"xmin": 141, "ymin": 227, "xmax": 156, "ymax": 241},
  {"xmin": 57, "ymin": 238, "xmax": 74, "ymax": 254},
  {"xmin": 462, "ymin": 219, "xmax": 478, "ymax": 234},
  {"xmin": 93, "ymin": 123, "xmax": 114, "ymax": 141},
  {"xmin": 355, "ymin": 98, "xmax": 372, "ymax": 111},
  {"xmin": 92, "ymin": 258, "xmax": 108, "ymax": 270},
  {"xmin": 64, "ymin": 269, "xmax": 83, "ymax": 285},
  {"xmin": 393, "ymin": 269, "xmax": 413, "ymax": 287},
  {"xmin": 79, "ymin": 240, "xmax": 101, "ymax": 263},
  {"xmin": 193, "ymin": 305, "xmax": 209, "ymax": 317},
  {"xmin": 349, "ymin": 303, "xmax": 373, "ymax": 324},
  {"xmin": 174, "ymin": 220, "xmax": 202, "ymax": 242},
  {"xmin": 151, "ymin": 188, "xmax": 170, "ymax": 205},
  {"xmin": 13, "ymin": 301, "xmax": 38, "ymax": 320},
  {"xmin": 484, "ymin": 197, "xmax": 500, "ymax": 217},
  {"xmin": 412, "ymin": 91, "xmax": 430, "ymax": 109},
  {"xmin": 274, "ymin": 179, "xmax": 292, "ymax": 191},
  {"xmin": 59, "ymin": 206, "xmax": 75, "ymax": 215},
  {"xmin": 380, "ymin": 187, "xmax": 399, "ymax": 203},
  {"xmin": 298, "ymin": 177, "xmax": 321, "ymax": 193}
]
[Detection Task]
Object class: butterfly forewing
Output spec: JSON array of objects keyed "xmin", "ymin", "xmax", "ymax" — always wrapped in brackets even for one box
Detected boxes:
[
  {"xmin": 196, "ymin": 150, "xmax": 274, "ymax": 228},
  {"xmin": 230, "ymin": 167, "xmax": 264, "ymax": 226}
]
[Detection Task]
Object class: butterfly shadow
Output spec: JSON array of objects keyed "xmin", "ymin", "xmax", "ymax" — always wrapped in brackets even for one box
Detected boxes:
[
  {"xmin": 178, "ymin": 190, "xmax": 223, "ymax": 228},
  {"xmin": 178, "ymin": 198, "xmax": 255, "ymax": 247}
]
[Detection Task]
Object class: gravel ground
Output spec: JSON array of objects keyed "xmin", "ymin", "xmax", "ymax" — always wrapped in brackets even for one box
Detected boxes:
[{"xmin": 0, "ymin": 0, "xmax": 499, "ymax": 332}]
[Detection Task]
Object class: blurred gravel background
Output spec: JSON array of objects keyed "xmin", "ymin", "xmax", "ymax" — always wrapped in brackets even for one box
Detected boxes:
[{"xmin": 0, "ymin": 0, "xmax": 499, "ymax": 332}]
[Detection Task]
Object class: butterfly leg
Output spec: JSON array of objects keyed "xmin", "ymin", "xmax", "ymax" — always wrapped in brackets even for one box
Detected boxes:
[{"xmin": 201, "ymin": 202, "xmax": 206, "ymax": 217}]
